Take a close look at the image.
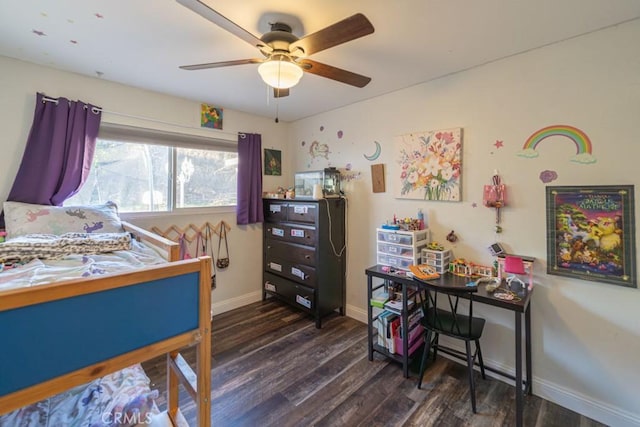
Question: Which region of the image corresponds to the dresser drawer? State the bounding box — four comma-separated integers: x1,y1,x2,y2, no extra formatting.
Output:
265,239,315,266
264,272,315,311
265,256,317,288
286,203,317,223
264,201,288,222
265,223,316,245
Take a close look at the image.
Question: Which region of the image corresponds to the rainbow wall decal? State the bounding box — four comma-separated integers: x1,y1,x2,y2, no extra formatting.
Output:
517,125,596,164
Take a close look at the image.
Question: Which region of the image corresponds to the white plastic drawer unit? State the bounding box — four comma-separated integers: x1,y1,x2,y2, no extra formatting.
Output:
421,248,452,274
377,253,415,270
377,229,428,246
376,228,429,270
377,242,417,258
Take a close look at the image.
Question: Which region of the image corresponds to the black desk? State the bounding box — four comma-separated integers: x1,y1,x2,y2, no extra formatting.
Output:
365,265,533,427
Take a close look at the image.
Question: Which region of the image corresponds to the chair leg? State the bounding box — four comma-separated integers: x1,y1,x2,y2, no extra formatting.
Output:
417,329,432,389
476,339,486,379
465,340,477,413
432,333,439,361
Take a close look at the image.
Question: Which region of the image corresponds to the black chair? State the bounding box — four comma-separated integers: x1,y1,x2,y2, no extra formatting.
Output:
416,281,486,413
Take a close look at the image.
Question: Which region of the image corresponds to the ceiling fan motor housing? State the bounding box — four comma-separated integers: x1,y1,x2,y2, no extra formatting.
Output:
260,22,301,56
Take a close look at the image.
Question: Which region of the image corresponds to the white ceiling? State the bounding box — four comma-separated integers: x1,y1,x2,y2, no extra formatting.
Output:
1,1,639,122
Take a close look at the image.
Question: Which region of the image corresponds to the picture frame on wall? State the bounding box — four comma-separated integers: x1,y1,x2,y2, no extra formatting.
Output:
394,128,462,201
264,149,282,176
546,185,636,288
200,103,223,129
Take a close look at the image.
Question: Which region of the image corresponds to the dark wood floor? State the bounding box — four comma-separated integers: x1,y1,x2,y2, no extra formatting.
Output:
142,300,605,427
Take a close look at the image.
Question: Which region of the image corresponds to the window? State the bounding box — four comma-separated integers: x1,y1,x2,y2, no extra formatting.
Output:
66,124,237,212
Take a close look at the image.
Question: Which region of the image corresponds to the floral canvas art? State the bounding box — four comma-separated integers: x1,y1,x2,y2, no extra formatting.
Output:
394,128,462,201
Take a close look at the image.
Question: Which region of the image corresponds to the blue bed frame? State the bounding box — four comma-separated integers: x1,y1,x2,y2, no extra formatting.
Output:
0,240,212,426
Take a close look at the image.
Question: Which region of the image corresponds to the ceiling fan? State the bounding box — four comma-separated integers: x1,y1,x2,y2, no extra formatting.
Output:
176,0,375,98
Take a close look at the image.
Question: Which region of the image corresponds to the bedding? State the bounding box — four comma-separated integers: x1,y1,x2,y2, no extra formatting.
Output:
0,237,166,291
3,201,123,239
0,232,133,262
0,364,159,427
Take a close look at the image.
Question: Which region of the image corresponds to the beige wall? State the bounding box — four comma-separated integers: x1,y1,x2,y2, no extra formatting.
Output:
2,17,640,426
0,55,289,314
289,19,640,427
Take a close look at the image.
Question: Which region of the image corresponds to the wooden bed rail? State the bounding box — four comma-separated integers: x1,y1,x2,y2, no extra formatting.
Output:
0,257,212,427
122,221,180,261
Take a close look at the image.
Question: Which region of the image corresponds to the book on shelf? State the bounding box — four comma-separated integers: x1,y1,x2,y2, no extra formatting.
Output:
370,290,389,309
376,310,397,350
384,298,414,313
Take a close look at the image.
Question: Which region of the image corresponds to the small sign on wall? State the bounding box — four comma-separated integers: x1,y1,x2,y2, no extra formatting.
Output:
371,164,385,193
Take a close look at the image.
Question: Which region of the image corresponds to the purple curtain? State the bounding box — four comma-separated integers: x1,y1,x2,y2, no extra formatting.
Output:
236,132,264,225
7,92,102,206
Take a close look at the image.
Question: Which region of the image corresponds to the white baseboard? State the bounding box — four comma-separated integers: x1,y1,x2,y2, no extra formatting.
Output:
346,303,368,324
345,307,639,426
211,291,263,315
534,377,640,427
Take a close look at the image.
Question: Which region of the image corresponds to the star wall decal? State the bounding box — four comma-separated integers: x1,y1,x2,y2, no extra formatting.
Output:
95,13,104,19
32,30,46,36
494,140,504,149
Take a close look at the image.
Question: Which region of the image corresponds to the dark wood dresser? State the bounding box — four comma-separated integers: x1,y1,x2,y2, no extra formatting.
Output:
263,198,346,328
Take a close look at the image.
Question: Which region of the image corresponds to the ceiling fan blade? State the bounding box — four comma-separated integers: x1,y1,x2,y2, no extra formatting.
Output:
290,13,374,57
273,88,290,98
180,58,263,70
299,59,371,88
176,0,271,52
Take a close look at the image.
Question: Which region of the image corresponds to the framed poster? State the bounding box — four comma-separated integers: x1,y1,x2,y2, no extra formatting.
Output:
394,128,462,201
546,185,636,288
201,104,223,129
264,149,282,176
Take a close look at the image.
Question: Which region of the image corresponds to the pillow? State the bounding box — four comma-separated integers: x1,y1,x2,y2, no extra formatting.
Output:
3,201,124,239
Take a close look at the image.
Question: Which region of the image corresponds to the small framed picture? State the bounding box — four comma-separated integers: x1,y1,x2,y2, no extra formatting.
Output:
264,149,282,176
200,104,223,129
546,185,636,288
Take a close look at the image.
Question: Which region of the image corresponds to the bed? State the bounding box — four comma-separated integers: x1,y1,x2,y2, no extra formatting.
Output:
0,201,211,426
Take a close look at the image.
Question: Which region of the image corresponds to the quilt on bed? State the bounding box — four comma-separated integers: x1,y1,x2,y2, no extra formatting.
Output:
0,232,133,262
0,364,159,427
0,237,166,291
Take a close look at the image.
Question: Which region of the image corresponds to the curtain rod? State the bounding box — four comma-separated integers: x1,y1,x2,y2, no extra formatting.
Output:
41,95,247,139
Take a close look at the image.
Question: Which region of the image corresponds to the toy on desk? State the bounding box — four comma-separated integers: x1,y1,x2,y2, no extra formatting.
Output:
497,254,534,290
471,276,501,292
449,258,495,278
381,223,400,230
426,241,444,251
409,263,440,280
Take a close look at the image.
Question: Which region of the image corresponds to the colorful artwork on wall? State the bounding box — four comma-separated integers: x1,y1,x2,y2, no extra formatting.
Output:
539,170,558,183
309,141,330,159
363,141,381,161
546,185,636,288
394,128,462,201
264,149,282,176
518,125,596,164
200,104,223,129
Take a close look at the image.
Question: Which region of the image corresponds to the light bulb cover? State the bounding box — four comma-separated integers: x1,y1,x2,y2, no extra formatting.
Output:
258,59,303,89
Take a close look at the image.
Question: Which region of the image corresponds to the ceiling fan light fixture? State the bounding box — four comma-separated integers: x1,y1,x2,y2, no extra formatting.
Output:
258,58,303,89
